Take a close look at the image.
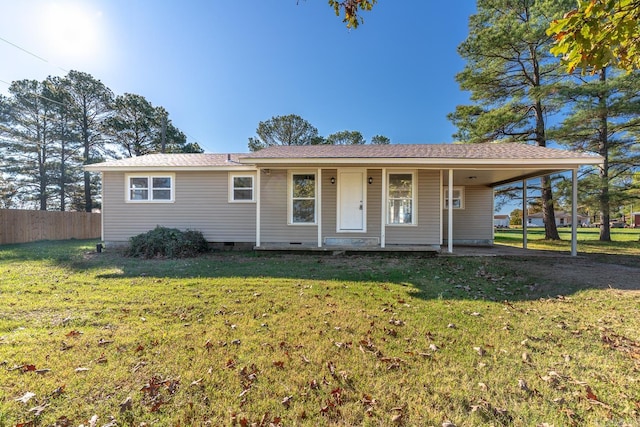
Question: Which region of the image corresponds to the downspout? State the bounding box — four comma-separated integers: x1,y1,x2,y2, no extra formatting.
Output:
381,168,386,248
317,168,322,248
448,169,453,253
255,168,261,248
100,171,105,243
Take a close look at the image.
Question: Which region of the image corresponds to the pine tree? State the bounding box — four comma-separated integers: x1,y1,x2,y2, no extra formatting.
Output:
449,0,574,240
552,68,640,240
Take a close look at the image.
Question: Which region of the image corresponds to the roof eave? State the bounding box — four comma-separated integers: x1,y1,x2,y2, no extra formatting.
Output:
84,165,257,172
238,157,602,167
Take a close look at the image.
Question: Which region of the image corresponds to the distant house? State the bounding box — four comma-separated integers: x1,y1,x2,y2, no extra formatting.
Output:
527,211,589,227
85,143,601,253
494,214,510,228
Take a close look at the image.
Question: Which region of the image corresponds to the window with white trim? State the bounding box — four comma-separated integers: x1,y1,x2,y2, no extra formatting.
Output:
444,186,465,209
229,174,255,202
290,172,316,224
126,174,174,202
387,172,415,225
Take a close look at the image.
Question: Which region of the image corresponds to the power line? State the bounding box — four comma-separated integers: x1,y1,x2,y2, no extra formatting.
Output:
0,36,49,63
1,37,205,147
0,35,68,72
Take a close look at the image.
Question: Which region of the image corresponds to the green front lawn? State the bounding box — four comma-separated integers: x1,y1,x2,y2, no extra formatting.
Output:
0,240,638,426
495,227,640,258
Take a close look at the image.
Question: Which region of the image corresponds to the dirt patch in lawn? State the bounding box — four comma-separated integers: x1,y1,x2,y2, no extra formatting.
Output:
509,256,640,293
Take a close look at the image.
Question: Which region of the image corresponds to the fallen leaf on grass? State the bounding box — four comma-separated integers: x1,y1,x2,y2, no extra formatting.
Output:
391,413,403,423
15,391,35,403
79,414,98,427
97,338,113,346
327,361,337,378
28,403,49,416
584,386,612,409
473,346,486,356
120,396,133,412
53,416,71,426
50,385,65,398
75,367,90,373
65,330,82,337
281,395,293,408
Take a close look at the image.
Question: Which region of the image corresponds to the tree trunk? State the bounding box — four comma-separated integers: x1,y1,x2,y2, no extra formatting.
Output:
530,39,560,241
82,99,93,212
533,99,560,240
597,68,611,241
540,175,560,240
60,135,66,211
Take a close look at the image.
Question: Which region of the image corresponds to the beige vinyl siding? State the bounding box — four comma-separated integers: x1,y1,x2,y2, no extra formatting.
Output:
442,185,493,243
102,171,255,244
321,169,381,240
386,170,441,245
260,169,317,244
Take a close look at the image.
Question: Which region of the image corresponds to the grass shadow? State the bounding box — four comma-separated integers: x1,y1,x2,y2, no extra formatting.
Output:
3,239,639,303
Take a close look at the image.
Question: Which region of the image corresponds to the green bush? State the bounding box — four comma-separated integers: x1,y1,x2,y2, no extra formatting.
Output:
126,226,209,259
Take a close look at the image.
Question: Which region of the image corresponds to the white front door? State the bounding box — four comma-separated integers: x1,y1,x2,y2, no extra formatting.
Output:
338,170,365,231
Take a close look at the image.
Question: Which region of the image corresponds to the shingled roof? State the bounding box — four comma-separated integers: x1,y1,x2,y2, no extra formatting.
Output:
241,143,600,160
85,153,249,171
85,143,602,172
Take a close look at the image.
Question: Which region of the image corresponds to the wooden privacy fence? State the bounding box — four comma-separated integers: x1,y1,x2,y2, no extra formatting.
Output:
0,209,101,245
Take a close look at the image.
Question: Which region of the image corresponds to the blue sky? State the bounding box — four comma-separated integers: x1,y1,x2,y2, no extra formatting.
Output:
0,0,477,154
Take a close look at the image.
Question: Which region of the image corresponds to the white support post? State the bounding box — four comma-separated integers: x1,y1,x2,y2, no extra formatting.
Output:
380,168,386,248
571,168,578,257
522,179,527,249
317,168,322,248
255,168,261,247
448,169,453,253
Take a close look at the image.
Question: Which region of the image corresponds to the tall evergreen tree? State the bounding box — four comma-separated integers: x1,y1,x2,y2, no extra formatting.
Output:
325,130,366,145
449,0,574,240
106,93,193,157
43,76,82,211
552,68,640,240
60,70,114,212
0,80,57,210
248,114,320,152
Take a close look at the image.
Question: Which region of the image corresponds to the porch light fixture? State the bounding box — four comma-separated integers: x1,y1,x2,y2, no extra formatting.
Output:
262,169,271,175
331,177,336,184
368,176,373,185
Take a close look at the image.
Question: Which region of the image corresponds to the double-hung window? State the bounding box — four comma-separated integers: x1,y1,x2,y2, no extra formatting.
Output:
229,174,255,202
387,172,415,225
444,186,465,209
127,174,174,202
290,172,316,224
